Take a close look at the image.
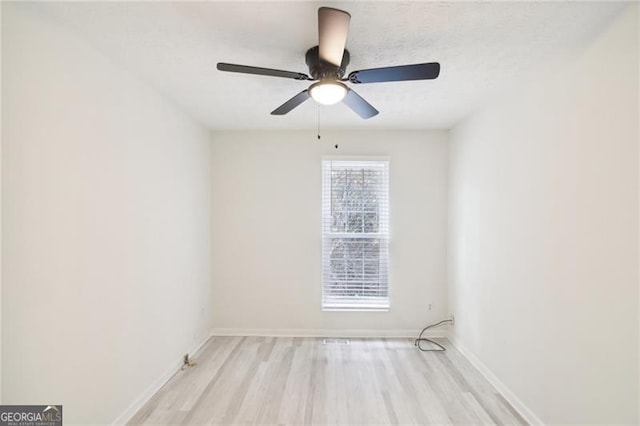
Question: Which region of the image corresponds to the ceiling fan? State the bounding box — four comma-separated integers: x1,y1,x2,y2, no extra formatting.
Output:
217,7,440,119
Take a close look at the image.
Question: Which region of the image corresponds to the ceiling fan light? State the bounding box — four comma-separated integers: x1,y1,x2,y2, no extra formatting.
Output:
309,81,348,105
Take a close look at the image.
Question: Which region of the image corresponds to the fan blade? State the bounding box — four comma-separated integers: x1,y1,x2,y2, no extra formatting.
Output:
217,63,310,80
343,89,379,119
348,62,440,84
271,90,311,115
318,7,351,67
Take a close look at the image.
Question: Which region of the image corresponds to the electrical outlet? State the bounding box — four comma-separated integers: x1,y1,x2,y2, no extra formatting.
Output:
428,303,432,311
450,314,455,325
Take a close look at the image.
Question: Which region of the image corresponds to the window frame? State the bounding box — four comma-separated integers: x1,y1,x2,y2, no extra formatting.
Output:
321,156,390,312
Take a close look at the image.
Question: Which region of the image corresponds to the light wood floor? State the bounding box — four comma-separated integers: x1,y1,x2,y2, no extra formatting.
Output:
129,337,527,425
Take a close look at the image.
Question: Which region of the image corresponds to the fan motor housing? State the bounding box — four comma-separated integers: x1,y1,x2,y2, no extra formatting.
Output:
305,46,350,80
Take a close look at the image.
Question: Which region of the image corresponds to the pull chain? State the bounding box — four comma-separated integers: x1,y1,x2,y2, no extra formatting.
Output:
317,104,321,140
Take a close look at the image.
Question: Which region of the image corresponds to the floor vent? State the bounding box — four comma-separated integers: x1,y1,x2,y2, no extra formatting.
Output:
323,338,350,345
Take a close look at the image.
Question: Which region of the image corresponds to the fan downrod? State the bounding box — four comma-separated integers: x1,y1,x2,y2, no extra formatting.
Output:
305,46,350,80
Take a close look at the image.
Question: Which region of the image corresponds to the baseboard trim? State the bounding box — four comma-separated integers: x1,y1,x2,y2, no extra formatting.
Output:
448,334,544,426
111,333,212,425
209,328,448,338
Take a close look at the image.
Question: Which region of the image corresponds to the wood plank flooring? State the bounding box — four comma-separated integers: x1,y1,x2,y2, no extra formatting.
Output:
128,337,527,425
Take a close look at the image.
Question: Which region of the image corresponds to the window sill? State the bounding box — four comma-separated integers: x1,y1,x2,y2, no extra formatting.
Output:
322,307,390,312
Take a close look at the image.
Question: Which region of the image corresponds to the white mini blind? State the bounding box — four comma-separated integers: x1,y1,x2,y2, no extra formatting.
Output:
322,159,389,311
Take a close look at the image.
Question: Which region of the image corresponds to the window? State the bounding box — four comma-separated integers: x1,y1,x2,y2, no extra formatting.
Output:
322,159,389,311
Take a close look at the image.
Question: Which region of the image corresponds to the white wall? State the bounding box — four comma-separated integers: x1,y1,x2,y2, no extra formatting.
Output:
448,5,638,424
211,130,448,335
0,0,4,406
637,5,640,423
0,0,3,406
2,3,212,424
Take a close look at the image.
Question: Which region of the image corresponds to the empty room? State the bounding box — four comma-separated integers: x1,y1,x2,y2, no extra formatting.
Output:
1,1,639,425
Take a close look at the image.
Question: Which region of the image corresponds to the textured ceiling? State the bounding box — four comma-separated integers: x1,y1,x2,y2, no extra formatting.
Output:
36,1,625,130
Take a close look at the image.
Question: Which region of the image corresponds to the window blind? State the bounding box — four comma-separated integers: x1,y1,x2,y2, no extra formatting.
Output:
322,159,389,311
